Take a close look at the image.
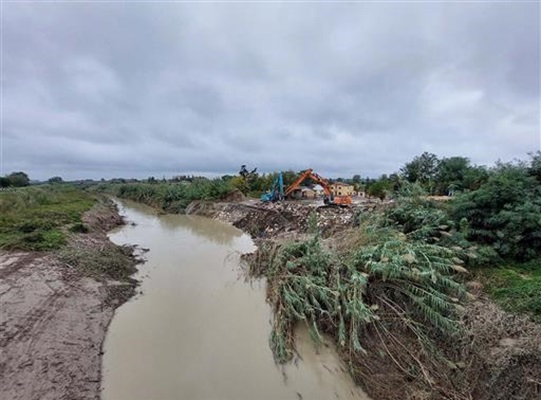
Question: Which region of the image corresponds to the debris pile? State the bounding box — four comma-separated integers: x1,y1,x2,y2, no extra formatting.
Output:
186,200,383,238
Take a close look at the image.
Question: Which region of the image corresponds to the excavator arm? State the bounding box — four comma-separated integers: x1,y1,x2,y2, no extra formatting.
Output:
283,168,352,206
284,169,313,197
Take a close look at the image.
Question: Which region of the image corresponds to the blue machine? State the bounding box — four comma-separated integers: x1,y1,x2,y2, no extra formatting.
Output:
260,172,284,202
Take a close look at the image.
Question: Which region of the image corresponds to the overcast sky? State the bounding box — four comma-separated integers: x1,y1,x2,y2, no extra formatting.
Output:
2,1,540,181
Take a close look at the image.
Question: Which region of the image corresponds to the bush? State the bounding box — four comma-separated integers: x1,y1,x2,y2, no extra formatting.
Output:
450,162,541,260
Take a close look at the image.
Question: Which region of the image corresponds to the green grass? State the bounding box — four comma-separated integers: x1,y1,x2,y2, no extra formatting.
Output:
482,259,541,321
93,179,235,212
0,185,95,251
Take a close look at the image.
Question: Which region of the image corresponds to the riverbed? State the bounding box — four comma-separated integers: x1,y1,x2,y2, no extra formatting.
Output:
101,200,369,400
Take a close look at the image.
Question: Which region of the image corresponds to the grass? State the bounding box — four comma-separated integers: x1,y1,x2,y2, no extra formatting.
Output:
0,185,95,251
481,259,541,321
93,179,235,212
57,245,137,281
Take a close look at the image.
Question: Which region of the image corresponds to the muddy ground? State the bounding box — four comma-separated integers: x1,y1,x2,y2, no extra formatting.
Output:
0,201,137,400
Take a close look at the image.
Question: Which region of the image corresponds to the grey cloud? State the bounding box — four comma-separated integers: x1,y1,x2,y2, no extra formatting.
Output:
2,2,540,181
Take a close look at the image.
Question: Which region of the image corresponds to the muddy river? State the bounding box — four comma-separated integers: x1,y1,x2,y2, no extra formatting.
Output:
101,200,369,400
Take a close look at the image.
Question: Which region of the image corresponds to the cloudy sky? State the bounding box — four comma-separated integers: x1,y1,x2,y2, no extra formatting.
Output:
2,1,540,181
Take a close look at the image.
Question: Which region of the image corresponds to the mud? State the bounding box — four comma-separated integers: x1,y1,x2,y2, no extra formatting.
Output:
186,199,381,239
0,200,136,400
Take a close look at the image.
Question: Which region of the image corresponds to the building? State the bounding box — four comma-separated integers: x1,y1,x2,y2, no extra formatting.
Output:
330,182,354,197
290,186,317,199
312,184,325,196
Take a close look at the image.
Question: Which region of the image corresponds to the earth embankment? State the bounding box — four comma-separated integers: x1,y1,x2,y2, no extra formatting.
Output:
0,200,138,400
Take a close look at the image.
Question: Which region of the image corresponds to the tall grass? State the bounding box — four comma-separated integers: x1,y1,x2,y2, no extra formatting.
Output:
0,185,95,250
96,179,234,212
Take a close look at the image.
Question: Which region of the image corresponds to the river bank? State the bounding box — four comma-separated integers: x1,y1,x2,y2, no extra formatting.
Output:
186,198,541,400
0,199,138,400
2,192,539,400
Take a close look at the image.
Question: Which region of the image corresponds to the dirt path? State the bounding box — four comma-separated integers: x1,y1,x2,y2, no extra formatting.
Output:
0,251,115,400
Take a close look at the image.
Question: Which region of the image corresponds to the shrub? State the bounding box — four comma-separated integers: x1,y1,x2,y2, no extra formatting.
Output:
450,162,541,260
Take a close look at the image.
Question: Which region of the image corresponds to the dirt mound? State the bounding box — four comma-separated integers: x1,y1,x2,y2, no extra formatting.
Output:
186,200,379,238
83,198,124,232
222,189,246,202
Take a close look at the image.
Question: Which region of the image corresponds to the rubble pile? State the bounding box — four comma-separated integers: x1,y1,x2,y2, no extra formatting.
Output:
186,199,383,239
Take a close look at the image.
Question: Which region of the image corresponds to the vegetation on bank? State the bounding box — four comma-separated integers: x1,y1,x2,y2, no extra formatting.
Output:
481,260,541,322
93,178,235,212
0,184,137,285
249,181,540,398
0,185,95,250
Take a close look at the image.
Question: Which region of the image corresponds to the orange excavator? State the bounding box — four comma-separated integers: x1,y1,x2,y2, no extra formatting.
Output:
284,169,352,206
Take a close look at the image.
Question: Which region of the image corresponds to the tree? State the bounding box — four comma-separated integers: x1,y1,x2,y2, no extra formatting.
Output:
352,174,361,184
0,177,10,188
434,157,470,195
366,176,392,200
450,161,541,260
401,152,439,192
239,165,257,179
462,165,489,191
237,165,259,195
48,176,63,184
6,171,30,187
529,151,541,181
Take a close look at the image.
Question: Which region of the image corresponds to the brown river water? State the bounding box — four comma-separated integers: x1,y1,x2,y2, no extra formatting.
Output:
101,200,370,400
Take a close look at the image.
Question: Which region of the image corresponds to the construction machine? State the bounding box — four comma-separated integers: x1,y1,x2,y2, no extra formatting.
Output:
284,169,352,206
260,172,285,202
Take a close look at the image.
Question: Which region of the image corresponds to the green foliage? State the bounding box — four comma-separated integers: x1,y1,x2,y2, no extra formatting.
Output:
400,153,489,195
387,187,500,267
254,212,466,365
48,176,64,184
0,185,95,250
401,152,439,189
3,171,30,187
529,151,541,181
450,161,541,260
482,260,541,321
386,195,452,241
98,179,235,212
366,176,392,199
353,221,466,335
